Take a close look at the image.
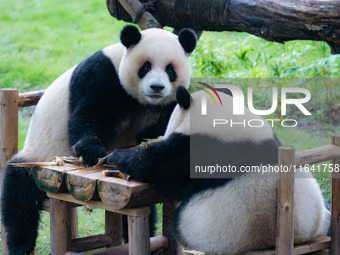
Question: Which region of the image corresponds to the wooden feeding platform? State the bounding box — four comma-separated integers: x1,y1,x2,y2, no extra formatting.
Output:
32,163,164,209
29,162,178,255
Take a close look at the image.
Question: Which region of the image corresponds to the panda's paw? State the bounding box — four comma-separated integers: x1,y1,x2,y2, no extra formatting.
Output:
7,229,37,255
106,150,126,169
72,138,107,166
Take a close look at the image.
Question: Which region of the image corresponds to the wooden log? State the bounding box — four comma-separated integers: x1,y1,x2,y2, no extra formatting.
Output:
0,88,19,255
71,234,113,252
331,135,340,255
18,90,44,107
105,211,123,247
128,209,150,255
98,177,164,209
243,235,330,255
67,235,169,255
66,168,105,201
295,145,340,166
117,0,161,29
107,0,340,54
50,198,72,255
163,200,182,255
276,147,295,255
33,164,83,193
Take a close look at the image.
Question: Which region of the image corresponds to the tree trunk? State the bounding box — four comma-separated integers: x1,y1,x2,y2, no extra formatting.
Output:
107,0,340,54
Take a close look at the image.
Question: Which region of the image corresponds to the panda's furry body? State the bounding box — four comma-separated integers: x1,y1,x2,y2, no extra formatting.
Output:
1,26,197,254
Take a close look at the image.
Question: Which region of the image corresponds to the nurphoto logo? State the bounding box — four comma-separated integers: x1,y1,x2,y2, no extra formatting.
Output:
199,83,312,128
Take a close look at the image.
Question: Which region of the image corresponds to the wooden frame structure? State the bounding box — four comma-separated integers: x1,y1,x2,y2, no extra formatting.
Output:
1,88,340,254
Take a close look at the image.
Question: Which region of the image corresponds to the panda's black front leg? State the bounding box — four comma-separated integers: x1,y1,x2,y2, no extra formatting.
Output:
68,107,115,166
1,159,47,255
107,132,190,201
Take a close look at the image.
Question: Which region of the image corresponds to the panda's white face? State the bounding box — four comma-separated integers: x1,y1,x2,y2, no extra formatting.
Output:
119,28,192,105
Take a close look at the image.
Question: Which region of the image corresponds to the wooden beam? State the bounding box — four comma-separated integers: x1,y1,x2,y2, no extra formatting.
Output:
65,235,169,255
105,211,123,247
128,210,150,255
71,234,113,252
0,88,19,255
331,135,340,255
50,198,73,255
47,192,151,216
295,145,340,166
276,147,295,255
18,90,44,107
117,0,161,29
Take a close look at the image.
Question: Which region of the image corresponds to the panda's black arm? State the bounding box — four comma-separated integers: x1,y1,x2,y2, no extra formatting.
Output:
107,132,192,201
68,50,133,166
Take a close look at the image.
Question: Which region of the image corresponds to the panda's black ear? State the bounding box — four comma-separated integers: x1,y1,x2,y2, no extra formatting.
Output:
176,86,191,110
120,25,142,48
178,28,197,54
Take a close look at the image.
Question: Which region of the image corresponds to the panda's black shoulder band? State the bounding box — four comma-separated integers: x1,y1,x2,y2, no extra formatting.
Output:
120,25,142,48
176,86,191,110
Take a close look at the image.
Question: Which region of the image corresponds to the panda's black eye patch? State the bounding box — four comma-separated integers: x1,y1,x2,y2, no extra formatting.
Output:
166,64,177,82
138,61,151,79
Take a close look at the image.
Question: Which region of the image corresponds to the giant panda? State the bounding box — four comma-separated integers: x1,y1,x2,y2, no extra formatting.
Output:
106,87,330,255
1,25,197,254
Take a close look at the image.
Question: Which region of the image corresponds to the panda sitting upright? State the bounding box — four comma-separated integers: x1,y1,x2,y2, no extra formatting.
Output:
107,87,330,255
1,25,197,254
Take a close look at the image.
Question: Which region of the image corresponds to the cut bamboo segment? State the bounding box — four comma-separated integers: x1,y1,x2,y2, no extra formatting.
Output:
98,177,163,209
65,168,105,201
32,164,83,193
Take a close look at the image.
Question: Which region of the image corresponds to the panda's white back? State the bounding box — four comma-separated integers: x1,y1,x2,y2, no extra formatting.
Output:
177,169,329,255
18,67,75,161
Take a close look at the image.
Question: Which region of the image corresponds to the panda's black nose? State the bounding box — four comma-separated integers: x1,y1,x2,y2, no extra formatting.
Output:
150,85,165,92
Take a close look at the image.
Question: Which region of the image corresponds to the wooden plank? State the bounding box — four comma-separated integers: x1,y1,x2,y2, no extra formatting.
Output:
294,235,330,254
163,200,182,255
105,211,123,247
276,147,295,255
98,177,163,209
243,235,330,254
295,145,340,166
71,234,113,252
331,135,340,255
50,198,72,255
128,211,150,255
18,90,44,107
0,88,19,255
47,192,150,217
66,168,105,201
33,164,83,193
66,235,168,255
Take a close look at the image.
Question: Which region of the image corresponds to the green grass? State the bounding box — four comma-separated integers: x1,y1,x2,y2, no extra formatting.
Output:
1,0,339,254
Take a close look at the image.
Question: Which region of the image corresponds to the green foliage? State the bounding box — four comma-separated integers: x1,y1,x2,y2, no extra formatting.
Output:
191,32,339,78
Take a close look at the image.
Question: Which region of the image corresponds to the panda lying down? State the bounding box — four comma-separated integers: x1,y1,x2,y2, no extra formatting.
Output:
106,87,330,255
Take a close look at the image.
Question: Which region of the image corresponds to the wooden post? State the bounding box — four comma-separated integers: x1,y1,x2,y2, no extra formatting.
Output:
0,88,19,255
71,208,78,239
331,135,340,255
276,147,295,255
105,211,123,247
127,207,150,255
163,201,182,255
50,198,72,255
